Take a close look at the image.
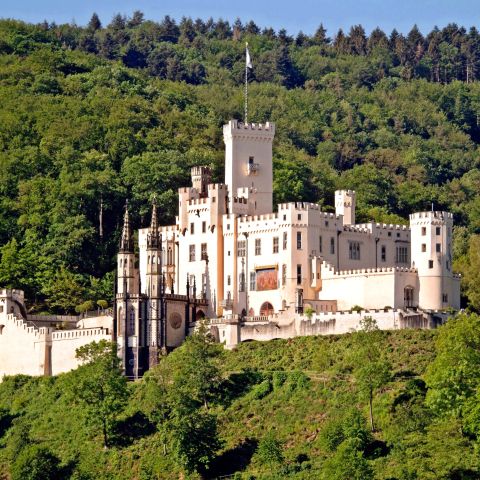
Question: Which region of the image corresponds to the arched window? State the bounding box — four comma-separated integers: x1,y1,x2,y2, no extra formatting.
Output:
128,307,135,335
260,302,274,316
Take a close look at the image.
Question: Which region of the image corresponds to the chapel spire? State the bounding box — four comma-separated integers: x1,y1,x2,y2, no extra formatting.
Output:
119,201,134,253
147,196,161,250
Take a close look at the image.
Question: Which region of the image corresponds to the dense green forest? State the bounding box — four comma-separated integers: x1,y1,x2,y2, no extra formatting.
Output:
1,314,480,479
0,14,479,312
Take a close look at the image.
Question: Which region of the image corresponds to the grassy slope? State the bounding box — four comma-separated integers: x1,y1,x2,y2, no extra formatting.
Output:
4,328,474,480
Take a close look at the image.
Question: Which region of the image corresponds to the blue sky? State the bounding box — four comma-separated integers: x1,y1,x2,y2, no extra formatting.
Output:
1,0,479,36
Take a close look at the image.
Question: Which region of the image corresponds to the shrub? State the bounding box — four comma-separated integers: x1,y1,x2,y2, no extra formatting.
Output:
250,379,272,399
97,299,108,309
255,434,284,466
286,371,310,392
10,444,62,480
272,371,287,390
75,300,95,314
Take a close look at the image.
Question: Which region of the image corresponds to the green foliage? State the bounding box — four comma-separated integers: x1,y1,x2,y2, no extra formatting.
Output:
254,434,284,466
10,444,62,480
73,340,129,447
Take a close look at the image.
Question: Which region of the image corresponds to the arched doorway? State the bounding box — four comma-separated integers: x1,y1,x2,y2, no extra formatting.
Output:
260,302,274,316
404,286,414,308
196,310,206,321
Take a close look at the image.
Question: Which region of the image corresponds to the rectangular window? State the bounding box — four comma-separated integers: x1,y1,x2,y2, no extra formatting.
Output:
189,244,195,262
442,293,448,303
422,227,426,236
273,237,279,253
319,236,323,253
298,214,302,221
250,271,256,291
202,274,207,295
239,272,245,292
396,246,408,264
237,240,246,257
283,232,287,250
330,237,335,254
436,243,441,253
190,222,194,234
349,241,361,260
201,243,207,260
255,238,261,255
296,264,302,285
381,245,386,262
421,244,426,252
211,197,216,203
282,264,287,286
297,231,302,250
227,275,231,286
428,260,434,269
436,227,441,235
249,155,254,164
202,221,206,233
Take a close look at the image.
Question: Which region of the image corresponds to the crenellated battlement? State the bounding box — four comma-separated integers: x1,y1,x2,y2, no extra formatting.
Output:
223,119,275,136
321,260,417,277
410,211,453,222
52,327,109,340
239,212,279,223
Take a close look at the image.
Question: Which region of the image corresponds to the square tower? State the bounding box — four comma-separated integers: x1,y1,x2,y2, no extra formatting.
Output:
223,120,275,215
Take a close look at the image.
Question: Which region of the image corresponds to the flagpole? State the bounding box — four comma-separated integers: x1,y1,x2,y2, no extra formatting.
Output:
244,42,248,123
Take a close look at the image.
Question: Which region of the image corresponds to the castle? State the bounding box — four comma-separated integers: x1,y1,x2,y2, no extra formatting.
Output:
0,119,461,379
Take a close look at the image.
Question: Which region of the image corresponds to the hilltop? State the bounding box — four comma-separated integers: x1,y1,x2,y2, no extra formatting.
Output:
0,17,479,313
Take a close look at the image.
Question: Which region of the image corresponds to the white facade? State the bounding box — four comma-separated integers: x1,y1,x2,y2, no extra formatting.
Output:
136,119,461,320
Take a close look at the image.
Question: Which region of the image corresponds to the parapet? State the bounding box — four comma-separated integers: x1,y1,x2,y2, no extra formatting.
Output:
223,119,275,138
409,211,453,222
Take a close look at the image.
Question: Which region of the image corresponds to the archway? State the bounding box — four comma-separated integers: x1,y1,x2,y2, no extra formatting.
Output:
196,309,206,321
260,302,274,316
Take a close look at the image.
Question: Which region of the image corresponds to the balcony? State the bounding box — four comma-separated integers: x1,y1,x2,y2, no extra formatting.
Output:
246,162,260,175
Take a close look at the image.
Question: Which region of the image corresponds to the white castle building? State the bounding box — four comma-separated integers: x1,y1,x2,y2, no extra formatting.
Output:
0,119,461,379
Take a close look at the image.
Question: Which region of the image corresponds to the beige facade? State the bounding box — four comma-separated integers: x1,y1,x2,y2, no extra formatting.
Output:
0,289,111,380
138,119,460,326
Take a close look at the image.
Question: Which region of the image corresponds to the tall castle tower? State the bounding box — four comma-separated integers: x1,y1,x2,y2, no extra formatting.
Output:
410,211,458,310
223,120,275,214
335,190,356,225
145,199,165,365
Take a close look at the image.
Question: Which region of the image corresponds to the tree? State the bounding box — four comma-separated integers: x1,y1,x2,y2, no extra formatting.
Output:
425,313,480,417
169,328,223,409
352,317,391,431
73,340,128,448
42,266,85,314
169,409,222,474
255,434,284,466
10,445,62,480
87,13,101,32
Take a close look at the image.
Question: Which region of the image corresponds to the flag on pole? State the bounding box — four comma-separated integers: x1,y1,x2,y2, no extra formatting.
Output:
246,44,253,69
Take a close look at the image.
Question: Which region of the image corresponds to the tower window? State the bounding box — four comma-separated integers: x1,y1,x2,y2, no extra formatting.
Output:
237,240,246,257
255,238,261,255
249,156,254,164
298,214,302,221
396,246,408,264
201,243,207,260
283,232,287,250
436,243,441,253
190,222,194,234
250,272,256,291
296,265,302,285
436,227,441,235
202,221,206,233
282,264,287,286
349,241,361,260
273,237,279,253
319,236,323,253
330,237,335,255
422,227,426,236
381,245,386,262
428,260,434,269
227,275,231,286
421,244,426,252
189,244,196,262
297,232,302,250
442,293,448,303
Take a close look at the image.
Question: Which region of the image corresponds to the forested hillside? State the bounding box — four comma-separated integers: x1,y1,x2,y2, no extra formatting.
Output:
2,314,480,479
0,15,479,312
